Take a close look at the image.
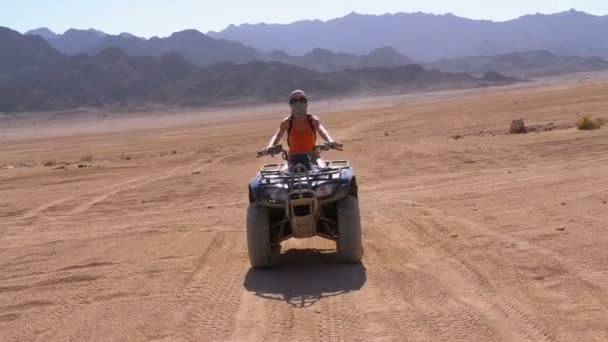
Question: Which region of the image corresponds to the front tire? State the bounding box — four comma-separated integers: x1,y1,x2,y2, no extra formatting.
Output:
336,195,363,263
246,204,278,268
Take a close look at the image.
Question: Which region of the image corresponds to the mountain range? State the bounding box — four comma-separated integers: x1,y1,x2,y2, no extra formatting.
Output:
0,27,65,74
425,50,608,78
262,47,608,77
263,47,417,72
1,26,515,113
25,23,608,78
6,9,608,112
24,27,418,71
25,28,260,66
208,10,608,60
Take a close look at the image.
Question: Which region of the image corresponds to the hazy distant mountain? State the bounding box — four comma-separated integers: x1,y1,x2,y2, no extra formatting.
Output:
25,27,59,40
26,28,261,66
27,25,418,70
1,27,516,112
263,46,417,72
425,50,608,78
88,29,261,65
118,32,143,39
25,28,108,55
0,27,65,74
264,47,608,78
208,10,608,60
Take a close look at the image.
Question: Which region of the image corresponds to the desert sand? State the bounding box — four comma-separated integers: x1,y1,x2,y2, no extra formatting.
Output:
1,75,608,341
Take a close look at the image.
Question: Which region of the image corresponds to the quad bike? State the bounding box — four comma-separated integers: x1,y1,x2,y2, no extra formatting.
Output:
247,143,363,268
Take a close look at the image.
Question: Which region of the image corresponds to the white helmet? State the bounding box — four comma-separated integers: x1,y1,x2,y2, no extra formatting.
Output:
289,89,308,102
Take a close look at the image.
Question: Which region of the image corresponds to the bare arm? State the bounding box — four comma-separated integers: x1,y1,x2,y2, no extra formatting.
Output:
312,116,334,143
267,119,290,147
258,118,290,156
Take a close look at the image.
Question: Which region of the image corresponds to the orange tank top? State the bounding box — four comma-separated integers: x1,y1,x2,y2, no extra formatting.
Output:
288,115,317,156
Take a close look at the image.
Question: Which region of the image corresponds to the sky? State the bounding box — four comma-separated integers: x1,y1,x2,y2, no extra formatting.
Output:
2,0,608,37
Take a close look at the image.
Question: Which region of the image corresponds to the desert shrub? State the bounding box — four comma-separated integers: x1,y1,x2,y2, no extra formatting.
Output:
80,155,94,162
576,116,603,130
509,119,526,133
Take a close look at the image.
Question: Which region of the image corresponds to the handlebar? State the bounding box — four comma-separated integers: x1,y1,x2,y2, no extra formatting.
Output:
317,142,343,152
257,144,284,158
256,142,343,158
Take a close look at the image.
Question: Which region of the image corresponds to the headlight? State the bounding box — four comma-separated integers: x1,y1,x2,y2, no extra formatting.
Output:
314,183,337,198
264,187,288,202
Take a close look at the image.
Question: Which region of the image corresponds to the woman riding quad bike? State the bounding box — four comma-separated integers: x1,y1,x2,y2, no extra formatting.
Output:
248,90,363,268
257,90,342,165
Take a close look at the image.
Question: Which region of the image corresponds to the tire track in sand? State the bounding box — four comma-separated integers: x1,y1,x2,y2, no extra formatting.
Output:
17,156,226,222
409,217,556,341
244,277,364,342
227,244,366,342
31,230,201,342
146,231,246,342
371,200,557,342
408,207,608,341
17,177,145,221
313,291,365,342
362,206,503,341
364,238,499,341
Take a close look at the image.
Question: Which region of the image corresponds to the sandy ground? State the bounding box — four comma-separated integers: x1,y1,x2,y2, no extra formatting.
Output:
1,77,608,341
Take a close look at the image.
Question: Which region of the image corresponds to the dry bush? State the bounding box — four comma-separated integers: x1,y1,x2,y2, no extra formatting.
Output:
80,155,94,162
509,119,526,133
576,116,603,130
42,160,57,167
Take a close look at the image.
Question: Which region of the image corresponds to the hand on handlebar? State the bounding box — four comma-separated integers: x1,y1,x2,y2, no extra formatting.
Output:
329,141,343,150
257,145,285,158
258,143,341,158
315,142,344,152
256,148,269,158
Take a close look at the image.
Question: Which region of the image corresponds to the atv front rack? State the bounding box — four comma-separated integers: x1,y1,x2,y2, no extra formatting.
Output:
258,168,343,185
258,160,349,185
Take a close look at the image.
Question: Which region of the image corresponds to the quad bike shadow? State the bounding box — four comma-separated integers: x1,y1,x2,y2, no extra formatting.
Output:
243,248,366,308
